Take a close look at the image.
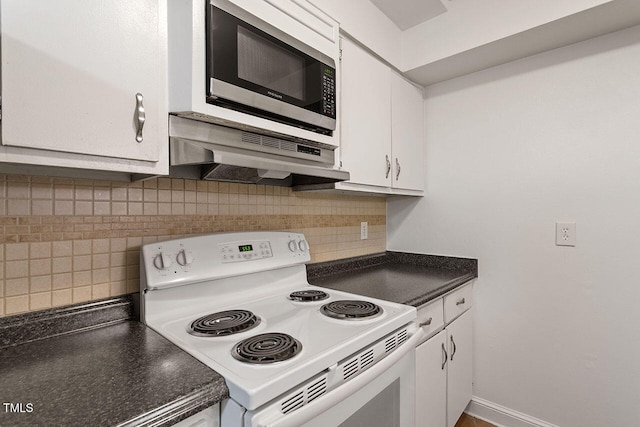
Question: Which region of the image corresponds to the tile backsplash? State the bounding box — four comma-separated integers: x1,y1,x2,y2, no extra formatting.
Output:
0,174,385,316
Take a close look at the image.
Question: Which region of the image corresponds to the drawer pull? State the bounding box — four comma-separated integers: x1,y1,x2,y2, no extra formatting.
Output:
450,335,457,361
441,343,447,370
456,298,466,306
419,317,433,327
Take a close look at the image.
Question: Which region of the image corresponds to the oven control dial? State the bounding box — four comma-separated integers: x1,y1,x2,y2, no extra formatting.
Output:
153,252,173,270
288,240,297,252
175,249,194,266
298,239,308,252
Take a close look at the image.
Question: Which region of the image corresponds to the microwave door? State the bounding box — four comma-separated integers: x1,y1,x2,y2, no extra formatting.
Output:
207,1,336,133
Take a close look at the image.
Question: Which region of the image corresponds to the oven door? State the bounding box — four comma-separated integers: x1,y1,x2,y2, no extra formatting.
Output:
247,330,422,427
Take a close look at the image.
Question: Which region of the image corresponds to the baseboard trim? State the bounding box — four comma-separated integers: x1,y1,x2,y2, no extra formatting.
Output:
466,397,559,427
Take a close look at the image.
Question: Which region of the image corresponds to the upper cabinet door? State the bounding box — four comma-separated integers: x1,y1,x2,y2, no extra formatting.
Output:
340,36,392,188
0,0,162,162
391,73,425,191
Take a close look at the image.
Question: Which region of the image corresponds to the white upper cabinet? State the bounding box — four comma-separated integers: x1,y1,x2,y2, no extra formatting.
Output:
339,36,392,189
338,36,424,195
0,0,168,179
391,72,424,192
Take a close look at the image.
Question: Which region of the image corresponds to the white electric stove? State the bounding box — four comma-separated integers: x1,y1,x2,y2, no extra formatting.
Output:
140,232,419,427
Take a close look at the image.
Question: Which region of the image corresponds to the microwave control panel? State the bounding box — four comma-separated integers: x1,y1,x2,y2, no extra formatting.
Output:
322,69,336,118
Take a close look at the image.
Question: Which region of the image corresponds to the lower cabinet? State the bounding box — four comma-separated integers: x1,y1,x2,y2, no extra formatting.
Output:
415,283,473,427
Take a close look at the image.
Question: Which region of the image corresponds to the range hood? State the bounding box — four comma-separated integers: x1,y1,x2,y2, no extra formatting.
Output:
168,115,349,188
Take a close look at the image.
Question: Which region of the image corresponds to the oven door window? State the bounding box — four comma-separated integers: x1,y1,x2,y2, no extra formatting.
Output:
339,380,400,427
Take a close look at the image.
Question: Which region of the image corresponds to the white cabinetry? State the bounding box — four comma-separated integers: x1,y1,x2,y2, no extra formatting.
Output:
415,282,473,427
338,36,424,196
0,0,168,180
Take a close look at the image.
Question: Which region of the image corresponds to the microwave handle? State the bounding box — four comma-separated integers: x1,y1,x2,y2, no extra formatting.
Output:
258,329,423,427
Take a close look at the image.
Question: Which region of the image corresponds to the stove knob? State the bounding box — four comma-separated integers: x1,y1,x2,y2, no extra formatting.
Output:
153,252,173,270
176,249,193,266
288,239,297,252
298,240,308,252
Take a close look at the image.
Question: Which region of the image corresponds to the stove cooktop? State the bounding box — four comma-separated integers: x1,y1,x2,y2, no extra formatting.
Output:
140,232,417,411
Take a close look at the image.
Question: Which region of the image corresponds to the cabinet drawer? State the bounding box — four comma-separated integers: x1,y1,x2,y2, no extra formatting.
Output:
416,299,444,341
444,282,473,323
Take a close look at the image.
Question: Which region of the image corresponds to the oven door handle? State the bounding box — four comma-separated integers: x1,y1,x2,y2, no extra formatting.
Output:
259,328,424,427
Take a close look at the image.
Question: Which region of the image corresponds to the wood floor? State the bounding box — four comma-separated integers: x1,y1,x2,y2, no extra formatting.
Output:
454,413,497,427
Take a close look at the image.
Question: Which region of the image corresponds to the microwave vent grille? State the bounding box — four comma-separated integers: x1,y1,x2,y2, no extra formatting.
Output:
241,131,320,157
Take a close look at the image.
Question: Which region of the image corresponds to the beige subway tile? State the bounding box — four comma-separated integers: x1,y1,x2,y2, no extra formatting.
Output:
5,295,29,315
157,178,172,190
143,179,158,189
52,273,72,290
92,268,110,284
30,242,52,259
30,259,51,276
92,239,110,254
73,271,92,287
112,187,128,201
30,292,52,311
32,200,53,215
128,188,143,202
7,181,29,198
5,278,29,296
94,202,111,215
73,255,92,271
7,199,29,215
29,274,52,293
143,188,158,202
94,186,111,201
92,283,110,299
5,260,28,279
51,257,73,274
72,286,92,303
52,289,72,307
6,243,28,261
74,201,93,215
54,200,74,215
128,202,143,215
54,184,74,199
111,202,127,215
92,254,110,270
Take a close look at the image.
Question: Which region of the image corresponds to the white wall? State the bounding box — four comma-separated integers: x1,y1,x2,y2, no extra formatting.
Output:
388,25,640,427
308,0,402,67
401,0,611,70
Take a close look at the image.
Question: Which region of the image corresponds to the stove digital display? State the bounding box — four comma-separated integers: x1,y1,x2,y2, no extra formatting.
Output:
238,244,253,252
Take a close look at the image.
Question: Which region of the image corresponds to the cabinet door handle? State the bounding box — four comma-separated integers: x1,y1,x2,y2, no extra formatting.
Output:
134,93,146,143
441,342,448,370
450,335,457,361
456,298,466,306
385,155,391,178
419,317,433,327
395,158,401,180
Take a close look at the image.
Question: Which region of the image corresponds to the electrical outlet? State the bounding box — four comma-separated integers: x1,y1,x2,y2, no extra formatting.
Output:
556,222,576,246
361,222,368,240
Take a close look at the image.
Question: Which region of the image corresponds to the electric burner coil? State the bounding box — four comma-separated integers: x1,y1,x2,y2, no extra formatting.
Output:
288,289,330,302
188,310,260,337
320,300,383,320
232,332,302,364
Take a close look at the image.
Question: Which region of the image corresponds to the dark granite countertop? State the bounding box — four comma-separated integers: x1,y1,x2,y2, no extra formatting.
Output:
307,252,477,307
0,296,228,427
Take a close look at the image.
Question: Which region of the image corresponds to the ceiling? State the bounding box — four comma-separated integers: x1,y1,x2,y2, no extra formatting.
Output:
369,0,448,30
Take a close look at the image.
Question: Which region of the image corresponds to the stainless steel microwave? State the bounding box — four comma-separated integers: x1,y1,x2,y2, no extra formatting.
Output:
206,0,337,136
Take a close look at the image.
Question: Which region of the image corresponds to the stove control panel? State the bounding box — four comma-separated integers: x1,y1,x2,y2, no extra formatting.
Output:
219,240,273,263
141,232,311,291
